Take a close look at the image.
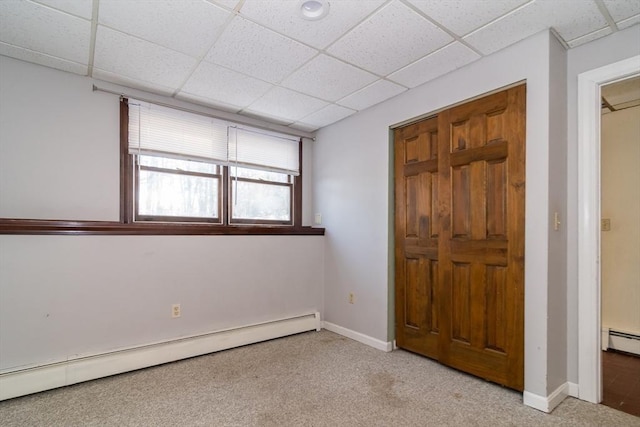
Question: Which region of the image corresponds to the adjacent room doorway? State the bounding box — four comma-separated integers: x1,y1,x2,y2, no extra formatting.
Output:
598,76,640,417
577,55,640,404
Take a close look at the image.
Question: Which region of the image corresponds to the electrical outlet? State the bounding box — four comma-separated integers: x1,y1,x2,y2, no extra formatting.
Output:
172,303,181,318
348,293,354,304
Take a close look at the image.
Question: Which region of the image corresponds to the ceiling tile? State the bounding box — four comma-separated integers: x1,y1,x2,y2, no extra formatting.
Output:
288,122,319,133
175,92,242,114
244,87,328,123
94,26,197,90
463,2,549,55
566,27,613,48
239,0,386,49
32,0,93,19
92,69,176,97
281,54,378,102
464,0,611,55
616,14,640,30
99,0,230,58
537,0,608,42
206,0,241,11
0,42,88,75
337,79,406,111
388,42,480,88
240,110,295,126
0,0,90,64
327,1,453,76
180,61,273,109
602,76,640,106
297,104,357,128
406,0,528,36
602,0,640,23
206,16,318,84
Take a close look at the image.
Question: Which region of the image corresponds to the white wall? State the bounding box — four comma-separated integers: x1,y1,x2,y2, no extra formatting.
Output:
546,33,568,395
601,105,640,336
0,56,324,372
313,30,559,398
0,235,323,371
566,24,640,384
0,56,119,221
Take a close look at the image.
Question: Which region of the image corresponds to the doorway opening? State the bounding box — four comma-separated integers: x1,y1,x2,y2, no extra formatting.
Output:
599,76,640,417
577,55,640,405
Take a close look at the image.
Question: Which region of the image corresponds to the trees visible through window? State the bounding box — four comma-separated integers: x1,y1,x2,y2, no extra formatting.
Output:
137,155,221,221
230,167,292,223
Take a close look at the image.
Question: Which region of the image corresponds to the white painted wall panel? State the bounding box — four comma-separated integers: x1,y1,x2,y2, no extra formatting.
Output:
0,56,119,221
546,33,569,396
0,235,323,371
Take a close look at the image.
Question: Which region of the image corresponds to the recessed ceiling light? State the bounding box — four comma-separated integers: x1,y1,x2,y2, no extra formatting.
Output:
299,0,330,21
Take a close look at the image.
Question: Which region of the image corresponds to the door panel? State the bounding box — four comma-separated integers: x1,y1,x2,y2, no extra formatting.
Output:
394,85,525,391
394,117,440,359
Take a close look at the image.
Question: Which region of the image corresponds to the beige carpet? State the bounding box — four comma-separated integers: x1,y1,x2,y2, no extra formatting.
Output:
0,330,638,426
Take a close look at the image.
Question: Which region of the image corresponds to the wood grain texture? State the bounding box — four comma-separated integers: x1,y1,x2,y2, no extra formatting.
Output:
395,85,525,391
394,117,440,360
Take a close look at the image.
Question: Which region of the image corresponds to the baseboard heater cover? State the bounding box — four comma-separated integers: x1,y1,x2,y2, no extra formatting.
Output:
0,312,321,401
605,329,640,355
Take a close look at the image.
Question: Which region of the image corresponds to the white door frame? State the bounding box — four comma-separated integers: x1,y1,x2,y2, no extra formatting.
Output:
577,55,640,404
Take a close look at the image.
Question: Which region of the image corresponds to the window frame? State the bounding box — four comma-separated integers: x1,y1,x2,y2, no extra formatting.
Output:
134,156,223,224
120,98,304,229
228,167,294,226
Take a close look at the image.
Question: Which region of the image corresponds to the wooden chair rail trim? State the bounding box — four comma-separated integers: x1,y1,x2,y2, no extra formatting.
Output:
0,218,325,236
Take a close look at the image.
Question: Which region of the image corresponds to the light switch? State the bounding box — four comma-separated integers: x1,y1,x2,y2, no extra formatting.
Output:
314,213,322,225
601,218,611,231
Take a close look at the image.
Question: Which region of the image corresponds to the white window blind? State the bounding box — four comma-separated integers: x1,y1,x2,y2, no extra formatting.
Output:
128,99,228,164
229,127,300,176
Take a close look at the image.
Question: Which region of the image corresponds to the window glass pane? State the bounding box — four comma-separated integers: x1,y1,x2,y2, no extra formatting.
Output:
230,166,289,183
231,181,290,221
138,170,218,218
139,155,217,174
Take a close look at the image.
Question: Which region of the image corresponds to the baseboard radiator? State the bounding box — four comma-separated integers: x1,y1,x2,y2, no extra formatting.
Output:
0,312,321,401
602,327,640,355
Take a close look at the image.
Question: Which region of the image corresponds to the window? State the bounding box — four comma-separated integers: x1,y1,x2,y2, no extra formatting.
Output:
230,167,292,224
137,155,221,222
122,98,302,227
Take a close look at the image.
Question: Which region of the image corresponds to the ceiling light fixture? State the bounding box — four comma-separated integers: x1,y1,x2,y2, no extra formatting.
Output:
299,0,330,21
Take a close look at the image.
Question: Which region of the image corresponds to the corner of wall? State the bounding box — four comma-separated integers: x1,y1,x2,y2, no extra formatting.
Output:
523,382,570,413
546,27,570,395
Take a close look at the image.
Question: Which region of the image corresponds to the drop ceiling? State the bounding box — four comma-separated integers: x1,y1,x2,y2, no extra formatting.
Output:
602,75,640,113
1,0,639,132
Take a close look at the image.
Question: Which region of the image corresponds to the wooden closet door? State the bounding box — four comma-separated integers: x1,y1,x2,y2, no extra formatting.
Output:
394,85,525,391
438,85,525,390
394,117,440,359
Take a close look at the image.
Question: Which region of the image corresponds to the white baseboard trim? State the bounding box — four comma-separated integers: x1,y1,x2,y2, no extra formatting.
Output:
0,312,320,401
567,382,579,398
523,382,569,413
322,321,392,352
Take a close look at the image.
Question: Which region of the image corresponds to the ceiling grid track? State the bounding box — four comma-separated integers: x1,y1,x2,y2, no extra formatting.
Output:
2,0,637,131
87,0,100,77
